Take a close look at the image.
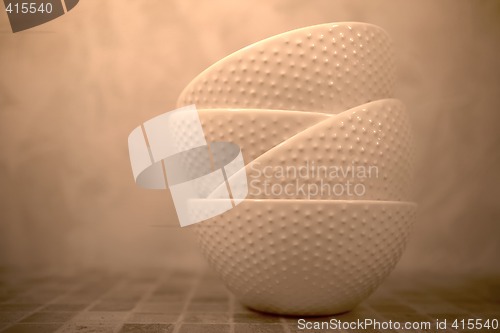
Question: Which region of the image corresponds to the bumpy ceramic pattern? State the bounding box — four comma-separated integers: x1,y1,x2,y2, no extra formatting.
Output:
178,22,395,114
208,99,414,200
198,109,329,162
175,22,417,316
193,200,416,316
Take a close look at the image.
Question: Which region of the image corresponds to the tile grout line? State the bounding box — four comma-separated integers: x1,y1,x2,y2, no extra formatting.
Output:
112,271,172,333
0,275,92,332
171,272,203,333
371,294,459,333
229,294,235,333
280,317,292,333
55,276,129,332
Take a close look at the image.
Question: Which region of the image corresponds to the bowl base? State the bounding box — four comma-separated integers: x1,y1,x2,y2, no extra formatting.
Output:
240,300,359,317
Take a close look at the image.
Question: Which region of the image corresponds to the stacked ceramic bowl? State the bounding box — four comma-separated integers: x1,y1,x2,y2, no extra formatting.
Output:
177,22,416,316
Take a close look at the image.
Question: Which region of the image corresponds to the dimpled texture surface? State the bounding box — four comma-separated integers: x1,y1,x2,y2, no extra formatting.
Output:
209,99,414,201
177,22,395,114
177,22,417,316
192,200,416,316
198,109,329,162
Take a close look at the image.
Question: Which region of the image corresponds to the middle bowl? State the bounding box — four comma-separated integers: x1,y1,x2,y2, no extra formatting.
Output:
204,99,414,202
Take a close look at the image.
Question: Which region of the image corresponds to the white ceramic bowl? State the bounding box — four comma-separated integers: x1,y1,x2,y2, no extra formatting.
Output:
208,99,414,201
191,199,416,316
198,108,328,163
178,22,395,114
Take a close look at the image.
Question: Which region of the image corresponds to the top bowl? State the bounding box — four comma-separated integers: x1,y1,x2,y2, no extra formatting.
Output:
177,22,395,114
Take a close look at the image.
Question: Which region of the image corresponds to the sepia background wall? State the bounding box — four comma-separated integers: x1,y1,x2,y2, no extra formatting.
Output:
0,0,499,275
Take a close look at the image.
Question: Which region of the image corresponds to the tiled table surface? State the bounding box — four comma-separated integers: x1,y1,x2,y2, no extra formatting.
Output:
0,268,498,333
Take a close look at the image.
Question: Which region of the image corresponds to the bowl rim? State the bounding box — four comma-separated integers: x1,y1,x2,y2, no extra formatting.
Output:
178,21,390,103
193,199,417,207
195,98,402,117
196,108,330,117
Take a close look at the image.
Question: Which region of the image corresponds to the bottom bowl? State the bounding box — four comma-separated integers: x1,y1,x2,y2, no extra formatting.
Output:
190,200,416,316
